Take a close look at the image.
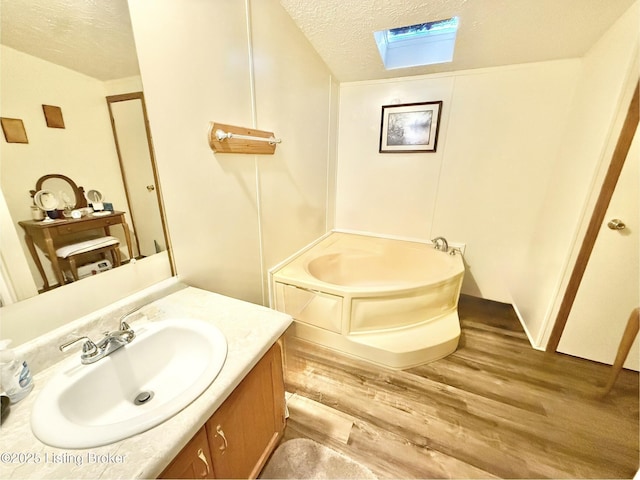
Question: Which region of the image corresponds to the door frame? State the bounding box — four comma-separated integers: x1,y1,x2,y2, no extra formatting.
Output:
106,92,174,273
547,81,639,352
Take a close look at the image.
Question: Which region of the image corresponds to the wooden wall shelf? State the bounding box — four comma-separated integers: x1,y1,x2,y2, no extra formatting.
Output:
208,122,280,155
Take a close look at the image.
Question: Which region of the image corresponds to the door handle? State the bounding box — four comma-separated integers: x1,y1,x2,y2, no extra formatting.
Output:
146,184,155,192
607,218,626,230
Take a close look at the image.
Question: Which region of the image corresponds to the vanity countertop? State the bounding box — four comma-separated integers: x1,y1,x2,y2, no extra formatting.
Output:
0,285,293,479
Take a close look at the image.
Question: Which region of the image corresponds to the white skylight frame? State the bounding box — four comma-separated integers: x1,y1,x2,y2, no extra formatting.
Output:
374,17,459,70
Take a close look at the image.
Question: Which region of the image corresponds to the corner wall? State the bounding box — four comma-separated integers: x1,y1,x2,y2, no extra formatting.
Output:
127,0,337,305
509,2,640,347
335,60,581,303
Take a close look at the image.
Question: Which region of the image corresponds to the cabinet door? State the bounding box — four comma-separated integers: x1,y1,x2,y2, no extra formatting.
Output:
159,427,214,479
206,343,285,479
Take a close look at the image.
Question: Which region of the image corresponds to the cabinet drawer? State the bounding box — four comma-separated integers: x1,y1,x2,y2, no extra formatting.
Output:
55,217,120,235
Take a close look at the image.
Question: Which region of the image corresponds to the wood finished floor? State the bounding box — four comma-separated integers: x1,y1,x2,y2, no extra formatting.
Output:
281,295,639,479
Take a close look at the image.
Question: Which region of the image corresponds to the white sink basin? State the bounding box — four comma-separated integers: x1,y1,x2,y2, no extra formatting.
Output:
31,318,227,449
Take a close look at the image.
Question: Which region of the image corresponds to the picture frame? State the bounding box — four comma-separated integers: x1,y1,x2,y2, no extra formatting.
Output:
42,105,65,129
1,117,29,144
379,101,442,153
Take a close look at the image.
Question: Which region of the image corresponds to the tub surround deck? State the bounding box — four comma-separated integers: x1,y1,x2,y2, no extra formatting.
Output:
273,232,464,295
271,232,465,369
0,281,293,479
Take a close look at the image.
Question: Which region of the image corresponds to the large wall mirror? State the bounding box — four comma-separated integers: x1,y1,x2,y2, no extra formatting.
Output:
0,0,174,306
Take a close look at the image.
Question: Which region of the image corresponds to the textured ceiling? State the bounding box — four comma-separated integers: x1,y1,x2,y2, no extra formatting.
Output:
280,0,638,82
0,0,139,81
1,0,635,83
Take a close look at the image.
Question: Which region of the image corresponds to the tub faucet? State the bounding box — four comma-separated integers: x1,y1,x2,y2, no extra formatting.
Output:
59,318,136,365
431,236,449,253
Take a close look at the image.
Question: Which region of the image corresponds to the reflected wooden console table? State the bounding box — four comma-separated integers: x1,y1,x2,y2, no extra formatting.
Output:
18,211,133,290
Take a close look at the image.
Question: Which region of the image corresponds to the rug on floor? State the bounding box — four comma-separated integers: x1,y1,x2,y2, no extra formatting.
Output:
260,438,377,479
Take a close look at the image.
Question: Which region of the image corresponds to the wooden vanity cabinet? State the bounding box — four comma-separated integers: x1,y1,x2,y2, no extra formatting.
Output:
159,342,285,479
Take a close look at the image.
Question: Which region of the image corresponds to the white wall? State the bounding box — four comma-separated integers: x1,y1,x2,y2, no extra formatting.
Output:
0,46,132,288
0,189,38,302
127,0,337,306
335,60,581,303
509,3,639,347
104,76,144,96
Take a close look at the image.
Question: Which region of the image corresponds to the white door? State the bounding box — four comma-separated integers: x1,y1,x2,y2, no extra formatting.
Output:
110,99,166,258
557,128,639,370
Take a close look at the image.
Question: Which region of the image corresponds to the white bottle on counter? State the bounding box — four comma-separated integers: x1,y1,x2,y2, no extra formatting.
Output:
0,340,33,403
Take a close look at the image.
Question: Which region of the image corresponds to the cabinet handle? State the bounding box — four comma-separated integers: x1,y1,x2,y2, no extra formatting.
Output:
216,424,228,454
196,448,210,477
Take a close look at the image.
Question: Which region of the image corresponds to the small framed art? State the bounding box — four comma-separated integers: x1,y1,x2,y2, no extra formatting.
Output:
1,118,28,143
379,101,442,153
42,105,65,128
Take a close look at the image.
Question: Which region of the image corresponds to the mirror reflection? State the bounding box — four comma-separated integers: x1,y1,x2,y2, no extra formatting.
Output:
0,0,173,301
20,174,134,290
33,174,87,215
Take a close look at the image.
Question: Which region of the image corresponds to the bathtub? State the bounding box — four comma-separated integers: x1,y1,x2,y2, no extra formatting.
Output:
270,231,465,369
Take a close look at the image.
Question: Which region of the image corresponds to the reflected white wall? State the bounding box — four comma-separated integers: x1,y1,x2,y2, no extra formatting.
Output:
127,0,337,305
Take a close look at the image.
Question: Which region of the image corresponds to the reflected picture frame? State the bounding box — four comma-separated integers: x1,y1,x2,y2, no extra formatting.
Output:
1,117,29,144
379,101,442,153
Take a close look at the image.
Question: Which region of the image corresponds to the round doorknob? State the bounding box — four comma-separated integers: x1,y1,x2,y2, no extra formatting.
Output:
146,185,155,192
607,218,626,230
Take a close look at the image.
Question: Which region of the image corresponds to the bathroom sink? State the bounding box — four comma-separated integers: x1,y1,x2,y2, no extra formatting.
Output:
31,318,227,449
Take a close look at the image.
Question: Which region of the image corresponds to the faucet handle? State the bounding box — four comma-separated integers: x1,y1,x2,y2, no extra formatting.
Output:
59,336,98,356
119,321,135,343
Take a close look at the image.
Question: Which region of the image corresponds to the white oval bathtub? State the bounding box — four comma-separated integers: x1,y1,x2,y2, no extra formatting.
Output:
270,231,465,369
307,247,460,287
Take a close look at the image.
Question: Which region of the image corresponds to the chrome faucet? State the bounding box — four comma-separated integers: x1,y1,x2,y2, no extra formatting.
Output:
60,317,136,365
431,236,449,253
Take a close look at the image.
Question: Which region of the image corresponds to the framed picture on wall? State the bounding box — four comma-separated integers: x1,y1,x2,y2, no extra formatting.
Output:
379,101,442,153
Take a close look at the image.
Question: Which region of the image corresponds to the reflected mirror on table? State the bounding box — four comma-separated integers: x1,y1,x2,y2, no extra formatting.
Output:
85,189,105,211
20,174,137,292
30,174,86,220
33,190,59,222
30,174,87,212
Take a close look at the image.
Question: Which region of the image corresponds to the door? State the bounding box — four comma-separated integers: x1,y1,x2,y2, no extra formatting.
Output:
206,343,285,479
159,428,214,479
108,93,166,258
557,128,639,370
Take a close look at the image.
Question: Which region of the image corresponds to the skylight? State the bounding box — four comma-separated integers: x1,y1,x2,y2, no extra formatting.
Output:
374,17,459,70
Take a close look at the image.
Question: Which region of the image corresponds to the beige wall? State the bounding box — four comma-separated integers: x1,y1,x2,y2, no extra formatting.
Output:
335,60,581,303
127,0,338,306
